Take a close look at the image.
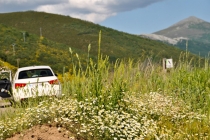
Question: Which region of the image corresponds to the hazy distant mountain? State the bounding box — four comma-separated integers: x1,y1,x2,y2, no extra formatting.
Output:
140,16,210,57
154,16,210,44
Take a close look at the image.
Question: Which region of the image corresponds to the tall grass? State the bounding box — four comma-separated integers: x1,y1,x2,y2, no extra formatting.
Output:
1,31,210,139
59,31,210,139
65,45,210,114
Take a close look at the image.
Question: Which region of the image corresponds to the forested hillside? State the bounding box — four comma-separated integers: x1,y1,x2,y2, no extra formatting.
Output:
0,11,200,73
0,24,72,73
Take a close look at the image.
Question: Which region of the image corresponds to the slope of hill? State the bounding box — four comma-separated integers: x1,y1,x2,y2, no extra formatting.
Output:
0,24,72,73
176,39,210,56
0,11,200,73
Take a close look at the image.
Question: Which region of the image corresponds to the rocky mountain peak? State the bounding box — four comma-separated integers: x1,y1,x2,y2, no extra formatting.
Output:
153,16,210,39
171,16,205,27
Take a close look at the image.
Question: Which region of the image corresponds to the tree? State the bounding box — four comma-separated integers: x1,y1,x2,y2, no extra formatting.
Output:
0,52,7,61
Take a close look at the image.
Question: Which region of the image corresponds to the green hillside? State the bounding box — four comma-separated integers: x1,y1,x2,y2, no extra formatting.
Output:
0,11,199,73
175,39,210,57
0,24,72,73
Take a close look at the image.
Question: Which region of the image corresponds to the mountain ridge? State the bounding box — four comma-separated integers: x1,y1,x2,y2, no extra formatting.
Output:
153,16,210,41
140,16,210,57
170,16,206,27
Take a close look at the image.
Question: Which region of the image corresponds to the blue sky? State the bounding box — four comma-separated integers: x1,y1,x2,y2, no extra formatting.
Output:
100,0,210,34
0,0,209,35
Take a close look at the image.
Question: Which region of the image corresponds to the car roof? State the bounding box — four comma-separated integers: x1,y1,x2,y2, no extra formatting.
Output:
17,65,52,71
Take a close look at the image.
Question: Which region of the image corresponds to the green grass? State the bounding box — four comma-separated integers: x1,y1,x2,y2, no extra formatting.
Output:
1,32,210,139
1,55,210,139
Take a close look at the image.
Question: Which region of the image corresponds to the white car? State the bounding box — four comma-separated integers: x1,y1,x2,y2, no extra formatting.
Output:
12,65,62,102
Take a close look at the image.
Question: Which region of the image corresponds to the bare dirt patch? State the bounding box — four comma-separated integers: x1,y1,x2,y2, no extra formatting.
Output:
6,124,84,140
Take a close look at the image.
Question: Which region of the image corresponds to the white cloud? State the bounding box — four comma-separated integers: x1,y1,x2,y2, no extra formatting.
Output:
0,0,165,22
35,1,117,22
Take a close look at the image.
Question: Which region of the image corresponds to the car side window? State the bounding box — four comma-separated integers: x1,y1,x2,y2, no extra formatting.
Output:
46,69,53,76
18,71,28,79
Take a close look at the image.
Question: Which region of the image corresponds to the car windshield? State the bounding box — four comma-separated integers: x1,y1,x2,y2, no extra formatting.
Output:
18,68,53,79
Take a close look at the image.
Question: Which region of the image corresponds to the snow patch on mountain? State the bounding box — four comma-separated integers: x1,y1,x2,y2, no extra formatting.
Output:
140,34,188,45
